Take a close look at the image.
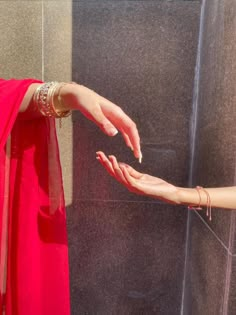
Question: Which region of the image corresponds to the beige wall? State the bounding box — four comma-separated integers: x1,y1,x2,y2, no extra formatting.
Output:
0,0,73,205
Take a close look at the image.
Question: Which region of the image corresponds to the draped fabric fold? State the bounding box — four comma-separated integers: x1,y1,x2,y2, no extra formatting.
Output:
0,79,70,315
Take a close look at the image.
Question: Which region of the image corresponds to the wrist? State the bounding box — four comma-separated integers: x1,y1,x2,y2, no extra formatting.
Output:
176,187,208,207
176,187,198,206
54,82,78,112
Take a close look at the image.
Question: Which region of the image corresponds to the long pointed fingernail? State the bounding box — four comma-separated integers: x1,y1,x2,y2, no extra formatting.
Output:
138,151,143,164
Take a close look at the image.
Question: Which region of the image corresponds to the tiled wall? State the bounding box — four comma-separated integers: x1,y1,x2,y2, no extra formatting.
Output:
183,0,236,314
0,1,205,314
69,1,200,314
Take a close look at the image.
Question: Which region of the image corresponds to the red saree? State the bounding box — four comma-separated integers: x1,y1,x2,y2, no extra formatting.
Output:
0,79,70,315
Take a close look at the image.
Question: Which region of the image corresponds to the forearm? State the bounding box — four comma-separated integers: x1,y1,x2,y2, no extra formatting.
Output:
177,186,236,210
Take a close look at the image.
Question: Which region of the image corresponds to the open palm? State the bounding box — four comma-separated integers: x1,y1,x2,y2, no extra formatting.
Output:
96,151,178,204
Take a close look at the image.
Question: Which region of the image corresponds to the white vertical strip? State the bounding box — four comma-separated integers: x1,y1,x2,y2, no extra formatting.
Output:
180,0,206,314
42,0,45,81
222,216,234,314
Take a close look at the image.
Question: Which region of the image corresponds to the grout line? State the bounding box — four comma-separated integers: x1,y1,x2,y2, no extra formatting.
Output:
222,212,235,314
194,211,236,256
66,198,180,205
222,251,232,314
180,211,190,315
68,196,236,258
180,0,206,313
188,2,205,184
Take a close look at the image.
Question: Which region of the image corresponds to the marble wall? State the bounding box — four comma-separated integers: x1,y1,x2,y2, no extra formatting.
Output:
183,0,236,314
3,1,228,314
69,1,200,314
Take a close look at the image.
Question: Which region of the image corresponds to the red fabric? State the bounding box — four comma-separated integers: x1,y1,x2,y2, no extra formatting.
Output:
0,79,70,315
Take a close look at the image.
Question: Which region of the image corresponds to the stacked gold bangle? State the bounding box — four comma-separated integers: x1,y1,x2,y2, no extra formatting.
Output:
33,81,72,118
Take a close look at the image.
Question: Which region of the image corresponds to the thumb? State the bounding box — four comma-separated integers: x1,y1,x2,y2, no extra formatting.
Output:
92,107,118,136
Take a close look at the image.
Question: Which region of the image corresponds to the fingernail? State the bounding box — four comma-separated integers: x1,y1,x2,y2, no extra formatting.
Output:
108,128,118,136
138,151,143,164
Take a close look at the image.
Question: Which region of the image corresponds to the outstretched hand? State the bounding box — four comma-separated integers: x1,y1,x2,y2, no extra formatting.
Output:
65,84,142,161
96,151,179,204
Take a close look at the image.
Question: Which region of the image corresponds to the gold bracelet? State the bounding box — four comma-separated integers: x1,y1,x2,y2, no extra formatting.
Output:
55,82,77,112
33,81,72,118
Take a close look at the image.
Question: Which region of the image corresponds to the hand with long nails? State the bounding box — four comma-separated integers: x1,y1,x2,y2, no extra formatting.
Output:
58,84,142,161
96,151,178,203
96,152,236,214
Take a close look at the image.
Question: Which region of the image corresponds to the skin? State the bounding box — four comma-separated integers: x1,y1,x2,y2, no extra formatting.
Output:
96,152,236,211
20,83,236,211
20,82,142,160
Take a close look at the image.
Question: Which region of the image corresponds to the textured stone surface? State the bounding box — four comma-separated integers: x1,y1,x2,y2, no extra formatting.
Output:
72,0,199,2
69,1,200,314
228,255,236,315
43,0,73,205
0,1,42,79
67,201,187,315
43,1,72,82
1,1,206,314
71,1,200,202
184,212,229,315
184,0,236,314
191,0,236,249
71,114,185,202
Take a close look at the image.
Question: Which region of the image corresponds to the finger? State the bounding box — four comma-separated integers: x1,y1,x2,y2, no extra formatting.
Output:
96,152,115,177
108,155,128,184
89,106,119,137
120,130,134,151
100,99,141,159
116,116,141,160
120,123,141,160
119,163,143,179
96,156,115,177
96,151,112,166
120,165,138,189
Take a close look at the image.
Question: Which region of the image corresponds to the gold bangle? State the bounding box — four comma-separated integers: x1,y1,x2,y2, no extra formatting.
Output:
33,81,72,118
55,82,77,113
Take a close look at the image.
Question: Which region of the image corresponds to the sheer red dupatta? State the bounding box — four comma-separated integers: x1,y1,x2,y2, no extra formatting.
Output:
0,79,70,315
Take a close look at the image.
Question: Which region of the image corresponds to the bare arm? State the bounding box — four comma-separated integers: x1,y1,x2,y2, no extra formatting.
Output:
19,82,141,160
178,186,236,210
96,152,236,210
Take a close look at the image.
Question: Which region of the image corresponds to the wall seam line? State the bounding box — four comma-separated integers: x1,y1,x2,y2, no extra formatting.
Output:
180,0,206,313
